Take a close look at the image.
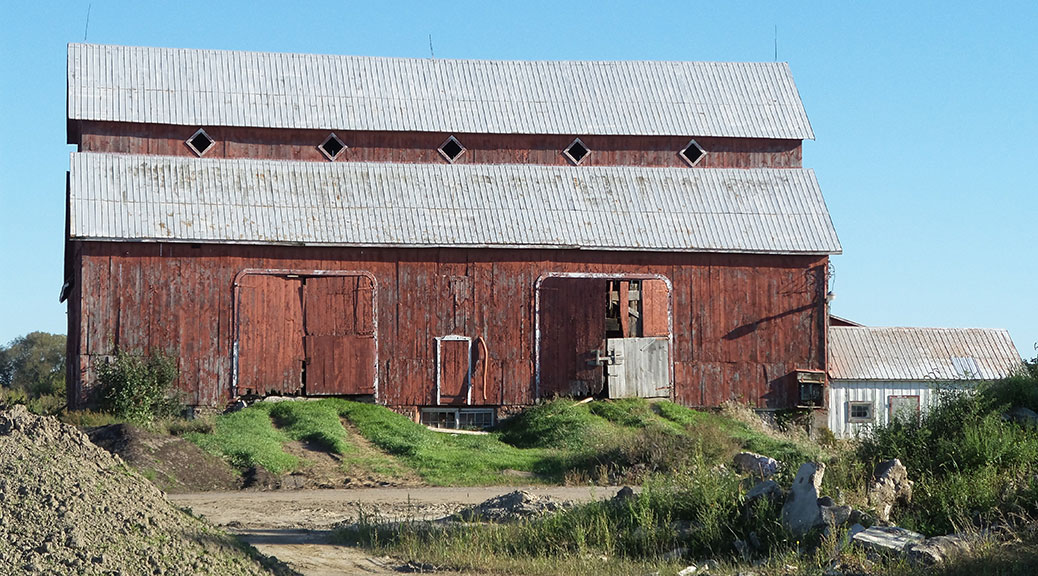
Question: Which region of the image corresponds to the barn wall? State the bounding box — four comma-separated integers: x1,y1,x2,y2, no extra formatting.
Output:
70,242,827,410
827,380,970,438
75,121,803,169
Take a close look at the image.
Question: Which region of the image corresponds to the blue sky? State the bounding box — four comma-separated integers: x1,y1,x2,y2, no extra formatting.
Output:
1,1,1035,359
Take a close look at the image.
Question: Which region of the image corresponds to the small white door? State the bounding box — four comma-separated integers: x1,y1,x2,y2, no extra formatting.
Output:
605,337,669,398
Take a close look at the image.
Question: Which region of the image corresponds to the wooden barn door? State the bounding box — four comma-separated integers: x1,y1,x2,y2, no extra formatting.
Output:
237,274,305,395
538,277,607,398
303,275,376,396
436,336,471,405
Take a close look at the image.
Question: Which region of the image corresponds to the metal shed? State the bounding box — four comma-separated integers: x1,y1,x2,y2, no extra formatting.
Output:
827,326,1022,438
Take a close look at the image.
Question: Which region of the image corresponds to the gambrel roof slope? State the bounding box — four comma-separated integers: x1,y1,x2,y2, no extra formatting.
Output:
67,43,814,139
69,153,841,254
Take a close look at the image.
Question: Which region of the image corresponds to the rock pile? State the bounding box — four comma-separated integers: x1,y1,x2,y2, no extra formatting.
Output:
0,405,290,575
452,490,572,522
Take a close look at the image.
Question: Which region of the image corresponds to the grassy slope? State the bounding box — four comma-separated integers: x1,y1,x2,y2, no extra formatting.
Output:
185,397,818,487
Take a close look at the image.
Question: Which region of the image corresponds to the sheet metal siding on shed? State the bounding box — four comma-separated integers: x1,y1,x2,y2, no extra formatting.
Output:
68,43,814,140
69,153,841,255
827,381,956,439
828,326,1022,381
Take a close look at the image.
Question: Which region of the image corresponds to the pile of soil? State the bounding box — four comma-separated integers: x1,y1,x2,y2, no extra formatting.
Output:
0,405,294,575
452,490,572,522
87,423,240,492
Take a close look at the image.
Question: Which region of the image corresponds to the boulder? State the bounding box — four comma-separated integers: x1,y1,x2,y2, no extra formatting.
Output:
907,534,972,565
745,479,782,503
1005,406,1038,427
867,459,913,522
821,504,852,527
852,525,925,554
732,452,780,478
613,486,636,501
781,462,826,536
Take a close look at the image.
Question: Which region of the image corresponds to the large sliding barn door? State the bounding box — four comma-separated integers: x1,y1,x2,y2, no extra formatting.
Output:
303,275,376,396
237,274,305,395
236,272,375,397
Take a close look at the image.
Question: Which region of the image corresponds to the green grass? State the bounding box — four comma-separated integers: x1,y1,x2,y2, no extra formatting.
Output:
265,400,354,454
336,400,551,485
186,407,298,475
184,396,826,488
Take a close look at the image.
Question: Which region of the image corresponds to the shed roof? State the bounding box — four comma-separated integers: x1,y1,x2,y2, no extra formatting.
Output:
69,152,841,254
67,43,814,140
829,326,1022,381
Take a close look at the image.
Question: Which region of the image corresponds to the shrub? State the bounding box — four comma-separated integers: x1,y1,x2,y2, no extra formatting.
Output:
96,350,182,425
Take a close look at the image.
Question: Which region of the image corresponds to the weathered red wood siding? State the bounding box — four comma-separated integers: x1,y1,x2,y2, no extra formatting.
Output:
69,242,827,411
75,121,803,168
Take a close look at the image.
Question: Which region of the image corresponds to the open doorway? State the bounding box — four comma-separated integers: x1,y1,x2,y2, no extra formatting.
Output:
536,274,672,400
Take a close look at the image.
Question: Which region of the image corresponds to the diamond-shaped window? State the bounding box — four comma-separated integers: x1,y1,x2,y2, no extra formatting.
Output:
186,128,215,157
319,133,347,161
679,139,706,166
563,138,590,165
438,135,465,163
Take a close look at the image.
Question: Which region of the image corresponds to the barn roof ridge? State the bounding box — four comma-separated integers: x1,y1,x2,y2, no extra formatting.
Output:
67,43,814,139
68,152,842,255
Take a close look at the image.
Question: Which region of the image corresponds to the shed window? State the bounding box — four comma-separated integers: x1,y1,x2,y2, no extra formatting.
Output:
848,401,874,423
318,133,347,161
186,128,215,157
438,135,466,163
679,139,706,166
564,138,590,165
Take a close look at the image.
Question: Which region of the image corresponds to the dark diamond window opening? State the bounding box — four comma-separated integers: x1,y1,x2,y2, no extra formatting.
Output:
186,128,214,157
680,139,706,166
438,136,465,163
319,133,347,161
564,138,590,165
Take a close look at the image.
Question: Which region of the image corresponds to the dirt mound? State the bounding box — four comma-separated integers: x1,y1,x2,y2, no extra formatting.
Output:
87,423,240,492
452,490,572,522
0,405,294,575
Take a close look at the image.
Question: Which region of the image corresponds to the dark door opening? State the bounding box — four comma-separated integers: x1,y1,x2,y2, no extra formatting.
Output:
538,275,672,400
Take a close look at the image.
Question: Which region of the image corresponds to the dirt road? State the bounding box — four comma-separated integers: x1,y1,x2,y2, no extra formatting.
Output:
170,486,622,576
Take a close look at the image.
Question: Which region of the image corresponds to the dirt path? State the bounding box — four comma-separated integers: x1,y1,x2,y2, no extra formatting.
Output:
171,486,623,576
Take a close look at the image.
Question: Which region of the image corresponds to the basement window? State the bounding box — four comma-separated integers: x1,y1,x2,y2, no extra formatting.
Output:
318,133,347,161
679,139,706,166
438,135,466,163
564,138,590,165
186,128,215,157
848,401,874,423
421,408,496,430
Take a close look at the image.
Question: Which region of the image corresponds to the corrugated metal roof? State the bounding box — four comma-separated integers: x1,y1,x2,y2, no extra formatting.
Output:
68,152,842,254
829,326,1022,381
67,43,814,139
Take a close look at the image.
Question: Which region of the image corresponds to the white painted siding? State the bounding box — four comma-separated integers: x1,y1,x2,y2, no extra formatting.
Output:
827,380,969,438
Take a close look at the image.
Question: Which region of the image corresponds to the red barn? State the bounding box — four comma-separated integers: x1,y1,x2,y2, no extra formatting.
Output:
63,44,841,423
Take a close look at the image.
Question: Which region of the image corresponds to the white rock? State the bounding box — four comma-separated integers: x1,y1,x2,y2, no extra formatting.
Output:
781,462,825,536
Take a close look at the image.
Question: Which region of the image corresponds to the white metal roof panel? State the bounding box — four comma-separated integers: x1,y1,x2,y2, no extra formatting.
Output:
69,153,840,254
829,326,1022,381
68,43,814,139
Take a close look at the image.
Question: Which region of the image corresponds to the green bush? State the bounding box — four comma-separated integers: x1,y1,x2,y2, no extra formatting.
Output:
96,350,183,425
858,366,1038,533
